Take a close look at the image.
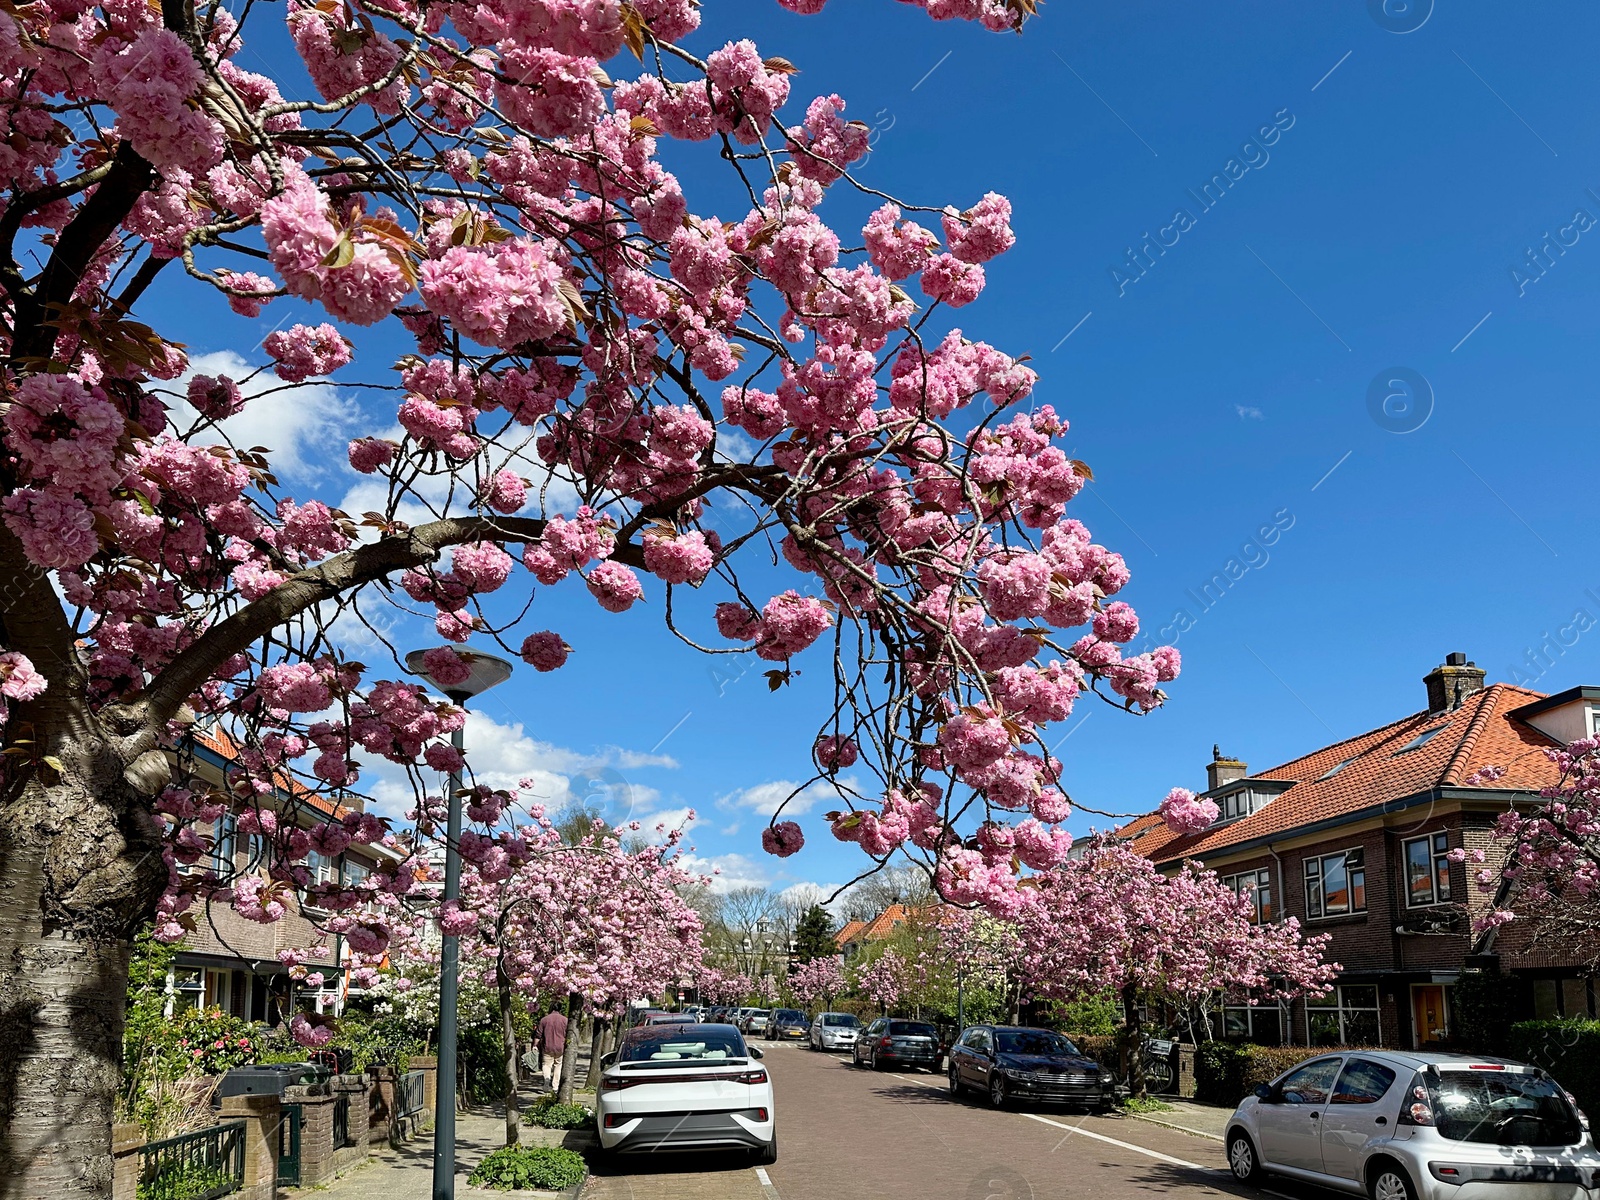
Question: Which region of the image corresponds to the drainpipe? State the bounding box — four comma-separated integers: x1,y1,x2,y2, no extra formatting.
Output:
1266,842,1298,1046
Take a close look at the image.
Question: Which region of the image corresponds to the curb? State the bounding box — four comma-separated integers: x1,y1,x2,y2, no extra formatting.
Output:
1128,1111,1225,1142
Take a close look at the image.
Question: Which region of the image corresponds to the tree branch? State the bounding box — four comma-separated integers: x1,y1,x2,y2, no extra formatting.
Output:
128,515,645,733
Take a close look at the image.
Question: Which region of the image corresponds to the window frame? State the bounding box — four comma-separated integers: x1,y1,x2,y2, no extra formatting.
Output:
1331,1057,1398,1105
1305,847,1367,919
1308,984,1382,1046
1222,867,1274,924
1403,832,1453,908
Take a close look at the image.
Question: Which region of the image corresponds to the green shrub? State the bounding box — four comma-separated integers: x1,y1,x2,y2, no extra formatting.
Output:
137,1163,233,1200
522,1101,593,1130
1194,1042,1384,1106
1508,1020,1600,1126
1064,1034,1118,1070
467,1146,587,1191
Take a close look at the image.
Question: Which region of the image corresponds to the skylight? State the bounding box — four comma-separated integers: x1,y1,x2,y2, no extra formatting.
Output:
1395,725,1447,755
1318,756,1357,781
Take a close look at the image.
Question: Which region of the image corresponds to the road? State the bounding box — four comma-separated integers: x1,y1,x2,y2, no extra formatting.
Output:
581,1042,1330,1200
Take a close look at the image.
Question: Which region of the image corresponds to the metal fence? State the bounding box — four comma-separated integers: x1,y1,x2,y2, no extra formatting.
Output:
397,1070,425,1119
138,1121,244,1200
332,1093,352,1149
277,1103,302,1187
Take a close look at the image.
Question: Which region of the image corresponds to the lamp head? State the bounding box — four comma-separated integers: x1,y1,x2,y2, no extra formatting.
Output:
405,647,515,702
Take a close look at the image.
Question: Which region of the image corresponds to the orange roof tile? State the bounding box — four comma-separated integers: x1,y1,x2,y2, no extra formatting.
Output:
1121,683,1564,864
835,919,868,947
188,725,355,820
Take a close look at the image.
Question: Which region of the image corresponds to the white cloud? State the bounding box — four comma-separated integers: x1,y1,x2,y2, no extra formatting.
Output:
172,350,359,481
634,805,696,836
719,775,858,819
679,852,771,893
1235,404,1264,420
353,710,675,823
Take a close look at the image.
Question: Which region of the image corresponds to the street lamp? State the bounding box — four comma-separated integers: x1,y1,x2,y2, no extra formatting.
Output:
406,647,514,1200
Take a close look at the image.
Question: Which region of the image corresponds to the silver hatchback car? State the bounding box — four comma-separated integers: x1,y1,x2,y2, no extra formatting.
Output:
1226,1050,1599,1200
809,1012,862,1052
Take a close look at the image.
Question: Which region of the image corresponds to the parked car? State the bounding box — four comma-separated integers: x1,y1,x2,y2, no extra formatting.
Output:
596,1023,775,1163
743,1009,773,1037
707,1006,733,1023
770,1009,809,1041
732,1006,756,1029
627,1007,669,1028
853,1018,942,1072
809,1012,862,1052
643,1012,697,1026
946,1026,1114,1110
1224,1050,1600,1200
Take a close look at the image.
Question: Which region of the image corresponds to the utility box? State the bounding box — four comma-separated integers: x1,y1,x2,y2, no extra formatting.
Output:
217,1062,331,1098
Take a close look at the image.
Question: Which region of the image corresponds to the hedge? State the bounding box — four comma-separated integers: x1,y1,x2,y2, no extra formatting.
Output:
1507,1020,1600,1126
1194,1042,1383,1106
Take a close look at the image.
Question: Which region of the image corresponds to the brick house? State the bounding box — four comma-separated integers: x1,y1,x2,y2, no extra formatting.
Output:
163,724,401,1024
1120,653,1598,1050
836,904,926,960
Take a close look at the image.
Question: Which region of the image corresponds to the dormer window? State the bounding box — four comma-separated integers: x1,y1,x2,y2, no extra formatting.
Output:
1218,787,1264,822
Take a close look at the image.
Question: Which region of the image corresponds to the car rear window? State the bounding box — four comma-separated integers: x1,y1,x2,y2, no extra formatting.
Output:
888,1022,937,1038
1428,1069,1584,1146
775,1010,802,1021
620,1030,747,1062
822,1014,859,1027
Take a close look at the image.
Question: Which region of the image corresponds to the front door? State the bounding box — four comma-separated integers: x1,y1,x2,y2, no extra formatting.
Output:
1412,986,1448,1046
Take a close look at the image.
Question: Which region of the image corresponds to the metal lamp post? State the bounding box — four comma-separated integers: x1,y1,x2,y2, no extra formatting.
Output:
405,648,514,1200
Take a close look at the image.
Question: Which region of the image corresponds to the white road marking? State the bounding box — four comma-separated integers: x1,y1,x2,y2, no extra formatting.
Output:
755,1164,783,1200
890,1071,1216,1173
1021,1112,1211,1169
755,1168,772,1185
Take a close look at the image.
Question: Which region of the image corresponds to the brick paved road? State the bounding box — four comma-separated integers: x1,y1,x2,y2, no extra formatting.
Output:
581,1041,1295,1200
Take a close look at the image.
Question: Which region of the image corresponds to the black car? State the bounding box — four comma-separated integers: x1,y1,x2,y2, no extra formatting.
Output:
947,1026,1114,1110
853,1018,942,1072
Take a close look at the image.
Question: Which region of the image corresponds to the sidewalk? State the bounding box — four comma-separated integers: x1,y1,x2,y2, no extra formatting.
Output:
1128,1098,1232,1141
289,1060,598,1198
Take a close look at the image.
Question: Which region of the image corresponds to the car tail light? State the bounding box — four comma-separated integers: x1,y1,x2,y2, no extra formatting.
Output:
754,1107,769,1121
1467,1064,1506,1071
1435,1166,1459,1178
879,1037,892,1048
1400,1102,1435,1126
736,1069,768,1085
603,1113,631,1127
601,1076,640,1092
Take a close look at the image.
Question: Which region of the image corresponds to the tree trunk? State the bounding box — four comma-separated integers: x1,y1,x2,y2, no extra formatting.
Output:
1121,983,1146,1099
555,993,581,1105
0,753,167,1199
497,965,519,1147
584,1017,604,1090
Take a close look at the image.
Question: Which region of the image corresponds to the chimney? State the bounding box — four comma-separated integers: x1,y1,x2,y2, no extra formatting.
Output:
1207,744,1248,791
1424,652,1487,714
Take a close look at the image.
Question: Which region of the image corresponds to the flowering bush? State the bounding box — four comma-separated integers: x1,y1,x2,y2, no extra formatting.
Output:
170,1009,261,1076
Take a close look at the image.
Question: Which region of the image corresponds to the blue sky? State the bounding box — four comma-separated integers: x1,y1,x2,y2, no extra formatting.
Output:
146,1,1600,902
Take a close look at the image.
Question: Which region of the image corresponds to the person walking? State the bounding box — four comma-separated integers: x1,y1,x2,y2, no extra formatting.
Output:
536,1002,569,1093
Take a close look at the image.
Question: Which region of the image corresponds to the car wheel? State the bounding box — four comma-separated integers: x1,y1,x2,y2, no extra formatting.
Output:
1369,1161,1418,1200
948,1066,964,1098
1226,1131,1262,1187
755,1135,778,1166
989,1074,1008,1109
852,1046,862,1068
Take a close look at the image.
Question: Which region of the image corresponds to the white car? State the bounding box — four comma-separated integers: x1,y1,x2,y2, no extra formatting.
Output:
1226,1049,1600,1200
597,1023,777,1162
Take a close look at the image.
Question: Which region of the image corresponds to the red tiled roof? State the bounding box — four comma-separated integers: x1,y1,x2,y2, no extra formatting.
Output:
189,725,352,820
1121,684,1564,864
835,919,868,948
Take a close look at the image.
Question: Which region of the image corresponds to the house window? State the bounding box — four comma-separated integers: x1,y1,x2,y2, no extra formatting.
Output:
342,858,369,888
1224,1003,1284,1044
1404,832,1453,907
1395,725,1447,754
1318,757,1357,781
171,967,204,1014
1308,984,1381,1046
1305,848,1366,919
212,812,237,875
306,850,337,886
1223,868,1275,924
